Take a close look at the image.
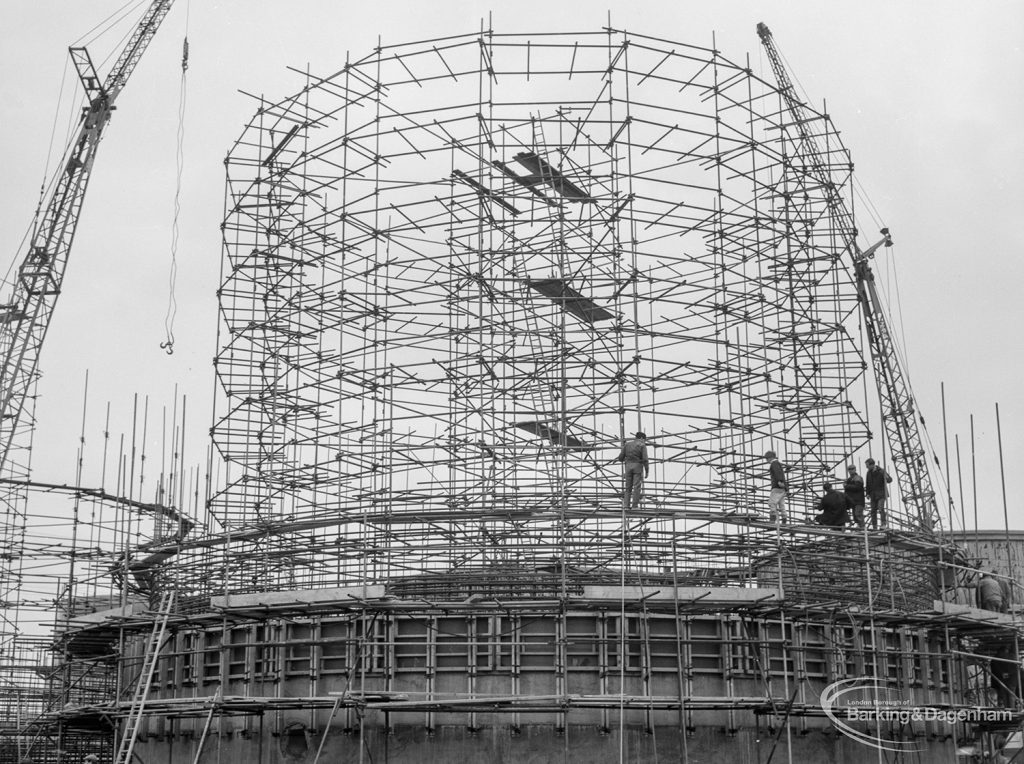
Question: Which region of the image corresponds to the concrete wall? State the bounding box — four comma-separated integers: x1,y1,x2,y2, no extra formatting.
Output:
121,603,970,762
132,723,956,764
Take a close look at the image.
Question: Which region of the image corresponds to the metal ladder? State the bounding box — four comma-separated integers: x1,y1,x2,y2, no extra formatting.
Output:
115,589,175,764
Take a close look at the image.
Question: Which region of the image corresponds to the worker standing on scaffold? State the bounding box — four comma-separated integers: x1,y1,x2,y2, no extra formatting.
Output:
764,450,788,523
844,465,866,528
617,431,649,510
864,458,893,528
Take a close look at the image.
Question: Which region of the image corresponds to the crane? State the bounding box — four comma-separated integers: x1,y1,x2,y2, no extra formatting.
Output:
756,22,939,529
0,0,177,474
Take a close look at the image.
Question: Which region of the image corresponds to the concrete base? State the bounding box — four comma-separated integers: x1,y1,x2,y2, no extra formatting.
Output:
136,723,955,763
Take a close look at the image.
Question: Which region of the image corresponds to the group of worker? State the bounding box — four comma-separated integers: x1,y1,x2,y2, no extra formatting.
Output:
765,450,893,529
614,433,895,533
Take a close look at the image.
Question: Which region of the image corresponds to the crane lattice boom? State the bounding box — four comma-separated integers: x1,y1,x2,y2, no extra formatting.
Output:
0,0,176,472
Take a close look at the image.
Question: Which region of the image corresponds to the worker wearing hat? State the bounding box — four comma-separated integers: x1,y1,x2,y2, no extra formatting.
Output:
844,464,866,528
617,431,650,511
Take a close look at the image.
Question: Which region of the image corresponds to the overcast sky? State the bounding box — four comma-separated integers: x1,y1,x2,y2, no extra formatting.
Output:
0,0,1021,534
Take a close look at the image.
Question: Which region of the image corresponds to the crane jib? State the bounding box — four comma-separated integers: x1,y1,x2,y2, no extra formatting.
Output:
0,0,177,475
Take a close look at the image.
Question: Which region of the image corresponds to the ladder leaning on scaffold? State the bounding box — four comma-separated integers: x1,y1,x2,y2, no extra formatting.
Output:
115,589,176,764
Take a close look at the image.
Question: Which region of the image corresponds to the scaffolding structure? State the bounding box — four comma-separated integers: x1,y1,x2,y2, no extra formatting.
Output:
2,23,1022,764
0,390,202,763
204,25,881,600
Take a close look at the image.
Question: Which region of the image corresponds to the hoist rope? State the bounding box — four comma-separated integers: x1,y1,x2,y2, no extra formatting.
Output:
161,25,189,355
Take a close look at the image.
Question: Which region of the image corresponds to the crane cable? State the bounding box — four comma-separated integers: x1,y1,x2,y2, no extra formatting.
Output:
161,25,189,355
72,0,146,49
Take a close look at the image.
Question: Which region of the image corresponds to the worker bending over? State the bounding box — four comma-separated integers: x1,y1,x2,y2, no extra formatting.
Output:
978,571,1006,612
814,483,851,529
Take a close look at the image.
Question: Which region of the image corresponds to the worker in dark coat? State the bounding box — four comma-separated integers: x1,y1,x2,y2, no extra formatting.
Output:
764,450,788,523
864,458,893,528
617,431,649,510
814,483,851,529
844,465,866,528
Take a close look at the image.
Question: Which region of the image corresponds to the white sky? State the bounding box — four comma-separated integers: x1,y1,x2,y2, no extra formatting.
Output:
0,0,1022,535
